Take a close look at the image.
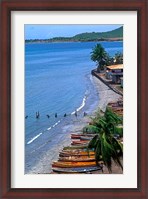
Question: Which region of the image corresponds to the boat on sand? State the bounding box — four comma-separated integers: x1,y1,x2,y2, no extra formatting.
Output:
71,140,89,145
52,166,102,173
59,150,95,157
52,161,103,168
71,134,96,139
58,156,95,162
63,145,88,150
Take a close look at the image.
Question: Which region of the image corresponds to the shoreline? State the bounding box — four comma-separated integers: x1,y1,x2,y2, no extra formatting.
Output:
25,40,123,44
27,75,121,174
68,75,121,134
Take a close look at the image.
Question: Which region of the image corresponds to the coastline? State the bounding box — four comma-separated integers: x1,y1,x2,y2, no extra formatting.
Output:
25,39,123,44
69,75,121,133
27,75,121,174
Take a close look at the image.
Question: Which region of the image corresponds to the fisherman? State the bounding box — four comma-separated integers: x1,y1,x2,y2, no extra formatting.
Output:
55,113,57,118
75,110,77,117
64,113,67,117
36,111,40,119
84,112,87,117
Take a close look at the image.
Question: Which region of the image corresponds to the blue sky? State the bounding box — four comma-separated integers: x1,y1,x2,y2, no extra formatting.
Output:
25,24,122,40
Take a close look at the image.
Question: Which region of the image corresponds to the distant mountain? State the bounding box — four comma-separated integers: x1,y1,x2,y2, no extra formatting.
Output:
72,26,123,41
26,26,123,43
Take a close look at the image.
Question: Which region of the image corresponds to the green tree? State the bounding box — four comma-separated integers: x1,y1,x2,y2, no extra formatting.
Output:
87,108,123,173
114,52,123,64
91,44,109,72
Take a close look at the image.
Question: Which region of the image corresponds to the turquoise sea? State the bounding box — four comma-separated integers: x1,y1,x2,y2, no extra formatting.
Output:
25,41,123,172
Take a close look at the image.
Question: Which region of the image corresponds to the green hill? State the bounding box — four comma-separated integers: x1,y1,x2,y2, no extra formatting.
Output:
72,26,123,41
26,26,123,43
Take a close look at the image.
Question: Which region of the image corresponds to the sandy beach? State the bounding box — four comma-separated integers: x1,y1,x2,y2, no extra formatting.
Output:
27,76,122,174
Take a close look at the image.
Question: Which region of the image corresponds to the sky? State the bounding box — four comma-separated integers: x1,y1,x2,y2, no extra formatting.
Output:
25,24,122,40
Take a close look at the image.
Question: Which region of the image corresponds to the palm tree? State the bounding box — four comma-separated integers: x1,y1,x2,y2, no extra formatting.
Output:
91,44,109,73
87,108,123,173
114,52,123,64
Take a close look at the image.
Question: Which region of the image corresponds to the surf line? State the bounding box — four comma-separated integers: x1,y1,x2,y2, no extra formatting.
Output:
27,132,43,145
27,120,61,145
71,94,87,115
47,120,61,131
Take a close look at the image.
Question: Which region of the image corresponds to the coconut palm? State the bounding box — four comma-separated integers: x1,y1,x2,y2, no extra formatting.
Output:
114,52,123,64
87,108,123,173
91,44,109,72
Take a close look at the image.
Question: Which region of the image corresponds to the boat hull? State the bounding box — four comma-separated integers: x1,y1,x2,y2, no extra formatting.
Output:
71,134,96,139
52,166,102,173
71,140,89,145
59,156,95,162
59,150,95,157
52,161,103,168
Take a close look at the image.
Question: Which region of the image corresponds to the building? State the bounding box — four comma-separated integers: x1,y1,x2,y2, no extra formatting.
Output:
106,64,123,84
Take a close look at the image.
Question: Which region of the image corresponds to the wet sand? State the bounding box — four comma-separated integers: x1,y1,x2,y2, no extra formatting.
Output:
27,76,122,174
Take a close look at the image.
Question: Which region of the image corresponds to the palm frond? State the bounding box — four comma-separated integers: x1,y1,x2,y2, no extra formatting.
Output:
108,137,123,170
105,108,122,124
83,125,100,134
87,105,123,173
100,133,113,173
87,135,99,150
95,139,102,165
111,137,123,157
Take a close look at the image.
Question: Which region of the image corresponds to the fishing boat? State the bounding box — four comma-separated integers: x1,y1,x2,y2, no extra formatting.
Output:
111,107,123,111
59,150,95,157
71,140,89,145
113,110,123,115
52,161,103,168
71,134,96,139
52,166,102,173
80,136,93,141
108,100,123,107
63,145,88,150
58,155,95,162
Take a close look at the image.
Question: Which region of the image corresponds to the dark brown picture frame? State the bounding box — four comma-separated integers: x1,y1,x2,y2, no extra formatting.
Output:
0,0,148,198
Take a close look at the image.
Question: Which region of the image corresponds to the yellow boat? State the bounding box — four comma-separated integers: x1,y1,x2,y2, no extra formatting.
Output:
52,161,103,168
58,155,95,162
59,150,95,157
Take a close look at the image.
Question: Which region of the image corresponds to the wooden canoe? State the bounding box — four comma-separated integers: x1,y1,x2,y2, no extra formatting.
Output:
52,166,102,173
52,161,103,168
112,108,123,111
60,148,94,155
80,136,93,141
108,100,123,106
113,111,123,115
71,140,89,145
71,134,96,139
58,156,95,162
59,152,95,157
63,144,88,150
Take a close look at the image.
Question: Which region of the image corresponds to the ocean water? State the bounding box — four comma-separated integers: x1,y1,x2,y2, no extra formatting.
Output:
25,41,123,173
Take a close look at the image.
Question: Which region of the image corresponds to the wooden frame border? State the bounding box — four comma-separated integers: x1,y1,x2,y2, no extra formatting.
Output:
0,0,147,198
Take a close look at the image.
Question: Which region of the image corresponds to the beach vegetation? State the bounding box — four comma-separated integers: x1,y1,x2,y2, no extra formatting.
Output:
91,45,123,73
91,44,110,72
83,125,100,134
114,52,123,64
87,108,123,172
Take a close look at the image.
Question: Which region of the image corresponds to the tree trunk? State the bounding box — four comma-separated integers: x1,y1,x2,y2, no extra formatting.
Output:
97,66,101,73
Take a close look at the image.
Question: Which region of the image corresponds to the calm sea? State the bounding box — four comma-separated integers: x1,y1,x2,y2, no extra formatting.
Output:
25,41,123,172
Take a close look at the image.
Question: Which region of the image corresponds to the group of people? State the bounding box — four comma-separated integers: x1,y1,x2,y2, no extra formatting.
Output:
25,111,87,119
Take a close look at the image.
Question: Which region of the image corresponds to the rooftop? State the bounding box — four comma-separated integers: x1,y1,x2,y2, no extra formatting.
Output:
106,64,123,70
